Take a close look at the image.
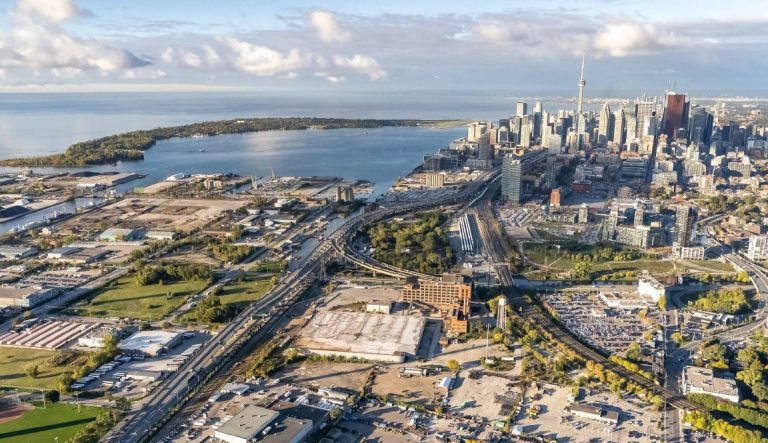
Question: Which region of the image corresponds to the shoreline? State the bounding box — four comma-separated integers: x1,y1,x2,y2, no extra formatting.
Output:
0,118,469,168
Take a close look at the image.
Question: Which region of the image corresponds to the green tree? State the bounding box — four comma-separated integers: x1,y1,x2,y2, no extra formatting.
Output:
25,364,39,379
446,359,460,373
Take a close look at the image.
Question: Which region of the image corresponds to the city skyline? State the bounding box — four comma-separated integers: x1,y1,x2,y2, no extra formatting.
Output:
0,0,766,95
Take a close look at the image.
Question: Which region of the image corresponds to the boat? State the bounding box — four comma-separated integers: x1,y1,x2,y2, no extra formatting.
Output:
199,148,206,152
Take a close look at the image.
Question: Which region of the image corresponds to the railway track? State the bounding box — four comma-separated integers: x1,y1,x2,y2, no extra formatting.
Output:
471,183,702,413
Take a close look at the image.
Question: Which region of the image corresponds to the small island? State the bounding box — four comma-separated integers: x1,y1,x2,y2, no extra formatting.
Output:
0,118,467,167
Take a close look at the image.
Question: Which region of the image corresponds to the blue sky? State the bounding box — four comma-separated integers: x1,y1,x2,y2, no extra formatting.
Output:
0,0,765,96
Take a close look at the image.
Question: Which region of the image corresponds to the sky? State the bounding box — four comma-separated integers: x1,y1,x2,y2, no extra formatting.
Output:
0,0,766,96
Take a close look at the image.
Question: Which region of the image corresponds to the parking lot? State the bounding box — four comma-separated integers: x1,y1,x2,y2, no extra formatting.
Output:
542,292,651,354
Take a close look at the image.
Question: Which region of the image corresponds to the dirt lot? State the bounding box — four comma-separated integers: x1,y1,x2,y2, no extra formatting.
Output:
325,285,402,309
449,374,519,420
60,196,248,233
371,368,445,406
273,361,373,392
335,417,421,442
513,384,663,443
0,401,32,424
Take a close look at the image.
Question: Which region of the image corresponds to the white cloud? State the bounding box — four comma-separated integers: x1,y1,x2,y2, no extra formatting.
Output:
308,11,350,42
123,68,166,80
15,0,86,23
473,23,510,43
333,54,386,80
0,0,149,71
163,37,314,77
593,21,675,57
315,71,345,83
218,36,312,76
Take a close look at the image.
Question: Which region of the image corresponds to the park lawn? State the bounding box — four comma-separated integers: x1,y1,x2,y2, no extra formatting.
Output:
72,275,208,321
0,347,74,390
218,273,274,310
0,402,101,443
251,260,286,273
182,273,274,326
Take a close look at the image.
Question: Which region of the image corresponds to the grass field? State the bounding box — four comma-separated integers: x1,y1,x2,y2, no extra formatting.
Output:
218,273,274,310
182,272,274,325
0,348,72,390
71,275,208,321
523,246,735,277
0,402,101,443
252,260,286,273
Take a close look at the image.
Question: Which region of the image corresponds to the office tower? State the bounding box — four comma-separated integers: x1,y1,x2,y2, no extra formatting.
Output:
545,155,557,188
577,54,586,116
598,102,613,145
700,174,715,194
489,127,498,145
578,203,589,224
607,203,619,238
635,99,655,139
549,186,562,208
511,116,522,144
498,119,509,129
664,92,688,139
547,134,562,154
516,101,527,117
625,107,638,144
675,205,692,248
533,112,542,140
534,101,542,114
634,202,645,226
642,115,657,137
497,126,509,143
519,116,531,147
613,107,626,147
502,157,522,204
576,112,587,135
478,133,492,160
467,121,487,142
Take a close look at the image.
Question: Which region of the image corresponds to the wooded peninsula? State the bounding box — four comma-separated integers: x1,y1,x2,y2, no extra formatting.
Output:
0,118,459,167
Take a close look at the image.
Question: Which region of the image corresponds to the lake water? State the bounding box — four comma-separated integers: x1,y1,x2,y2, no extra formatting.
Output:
0,91,592,232
0,92,594,157
0,126,464,233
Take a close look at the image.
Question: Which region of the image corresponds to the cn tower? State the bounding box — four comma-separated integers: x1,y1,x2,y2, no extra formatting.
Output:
577,53,586,115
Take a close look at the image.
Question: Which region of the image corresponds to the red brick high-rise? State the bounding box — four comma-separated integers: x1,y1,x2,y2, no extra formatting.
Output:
664,92,688,139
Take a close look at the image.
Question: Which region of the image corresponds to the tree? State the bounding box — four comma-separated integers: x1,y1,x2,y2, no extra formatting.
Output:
44,390,60,403
25,365,39,379
625,343,642,362
446,359,460,373
657,296,667,311
58,373,74,393
671,332,684,346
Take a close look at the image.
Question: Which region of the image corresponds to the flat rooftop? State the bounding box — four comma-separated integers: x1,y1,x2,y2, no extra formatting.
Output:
118,330,180,355
215,406,279,439
295,311,426,357
684,366,739,397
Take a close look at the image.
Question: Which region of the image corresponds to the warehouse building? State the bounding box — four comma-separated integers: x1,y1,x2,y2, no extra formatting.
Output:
295,311,426,363
118,330,182,357
0,285,58,308
214,406,312,443
682,366,740,403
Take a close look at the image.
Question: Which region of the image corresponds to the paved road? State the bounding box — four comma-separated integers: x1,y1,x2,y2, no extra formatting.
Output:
106,177,491,442
469,179,703,413
335,175,704,414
